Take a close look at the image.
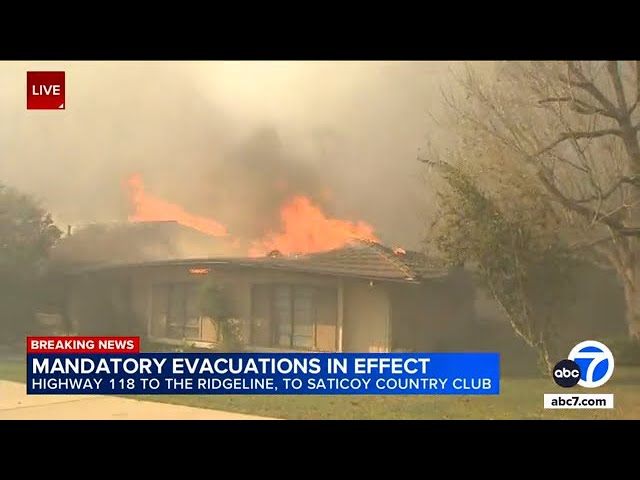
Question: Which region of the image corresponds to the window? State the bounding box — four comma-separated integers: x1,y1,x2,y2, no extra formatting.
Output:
273,285,315,348
250,284,338,350
154,283,201,340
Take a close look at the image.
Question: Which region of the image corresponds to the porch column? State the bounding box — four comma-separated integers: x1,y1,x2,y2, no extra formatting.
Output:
337,279,344,352
386,288,392,353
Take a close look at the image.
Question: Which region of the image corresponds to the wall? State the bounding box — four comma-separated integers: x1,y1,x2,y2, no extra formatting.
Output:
342,280,391,352
390,269,476,352
67,264,398,353
86,264,342,348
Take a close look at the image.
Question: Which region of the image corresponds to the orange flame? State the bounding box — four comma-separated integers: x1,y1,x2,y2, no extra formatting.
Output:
250,195,378,256
126,175,228,237
125,175,378,257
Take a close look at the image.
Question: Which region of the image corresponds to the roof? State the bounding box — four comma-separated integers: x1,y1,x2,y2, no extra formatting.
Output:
61,239,449,283
251,240,447,281
49,220,242,268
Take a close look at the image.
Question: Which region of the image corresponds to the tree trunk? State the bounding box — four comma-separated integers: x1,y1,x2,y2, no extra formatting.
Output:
603,239,640,340
536,342,553,375
622,274,640,339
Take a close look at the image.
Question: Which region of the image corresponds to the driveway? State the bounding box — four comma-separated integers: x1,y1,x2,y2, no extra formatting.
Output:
0,381,277,420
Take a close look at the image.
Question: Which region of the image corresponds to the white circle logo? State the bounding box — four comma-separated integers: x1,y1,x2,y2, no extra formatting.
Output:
568,340,615,388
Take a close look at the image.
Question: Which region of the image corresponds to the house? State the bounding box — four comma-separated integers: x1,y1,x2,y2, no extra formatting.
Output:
54,237,477,353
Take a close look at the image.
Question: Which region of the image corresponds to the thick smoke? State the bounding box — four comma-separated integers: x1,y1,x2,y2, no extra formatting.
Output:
0,61,459,254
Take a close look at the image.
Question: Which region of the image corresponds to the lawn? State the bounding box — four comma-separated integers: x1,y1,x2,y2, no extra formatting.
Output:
2,359,639,419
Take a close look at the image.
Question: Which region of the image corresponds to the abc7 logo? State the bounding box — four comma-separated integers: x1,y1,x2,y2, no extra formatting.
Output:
552,340,615,388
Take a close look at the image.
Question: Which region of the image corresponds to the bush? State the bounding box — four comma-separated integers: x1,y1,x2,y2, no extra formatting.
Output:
214,318,245,352
199,281,244,352
599,337,640,366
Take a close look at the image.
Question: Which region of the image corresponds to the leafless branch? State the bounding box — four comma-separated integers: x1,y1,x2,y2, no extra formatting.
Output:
572,174,640,203
569,235,612,250
617,226,640,236
560,114,606,202
548,152,589,174
532,129,623,157
435,61,640,239
565,62,619,117
539,96,614,117
599,196,640,224
444,92,529,157
536,170,626,232
539,96,572,104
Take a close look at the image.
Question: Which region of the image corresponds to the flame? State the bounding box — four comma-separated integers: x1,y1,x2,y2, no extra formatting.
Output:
126,175,228,237
125,175,378,257
250,195,378,256
189,268,211,275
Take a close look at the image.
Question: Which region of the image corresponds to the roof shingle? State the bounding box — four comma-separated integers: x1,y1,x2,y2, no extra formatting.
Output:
61,239,447,283
254,240,446,281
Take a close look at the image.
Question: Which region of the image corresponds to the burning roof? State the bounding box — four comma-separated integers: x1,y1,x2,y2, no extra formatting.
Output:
52,173,424,281
61,239,447,283
127,175,228,237
126,174,379,258
49,220,242,269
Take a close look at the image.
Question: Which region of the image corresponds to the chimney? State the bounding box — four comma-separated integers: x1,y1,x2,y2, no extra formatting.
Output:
67,225,72,236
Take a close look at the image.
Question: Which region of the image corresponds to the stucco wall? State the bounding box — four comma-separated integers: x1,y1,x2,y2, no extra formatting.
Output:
67,264,397,352
100,264,342,348
342,281,391,352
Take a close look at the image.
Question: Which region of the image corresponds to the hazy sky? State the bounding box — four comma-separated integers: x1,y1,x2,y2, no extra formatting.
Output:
0,61,474,248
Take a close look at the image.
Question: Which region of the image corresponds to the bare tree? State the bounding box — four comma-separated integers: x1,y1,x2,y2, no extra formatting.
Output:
434,61,640,340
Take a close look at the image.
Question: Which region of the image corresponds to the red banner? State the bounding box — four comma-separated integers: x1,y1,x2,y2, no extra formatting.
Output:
27,336,140,354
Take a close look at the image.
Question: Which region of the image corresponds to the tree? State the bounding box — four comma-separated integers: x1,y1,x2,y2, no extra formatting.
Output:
433,61,640,340
0,183,62,340
422,154,576,373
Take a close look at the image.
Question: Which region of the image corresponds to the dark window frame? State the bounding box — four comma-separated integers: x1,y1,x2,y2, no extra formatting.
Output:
153,282,202,340
271,284,317,350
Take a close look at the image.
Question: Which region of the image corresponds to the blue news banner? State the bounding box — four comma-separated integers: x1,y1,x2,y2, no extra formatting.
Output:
27,352,500,395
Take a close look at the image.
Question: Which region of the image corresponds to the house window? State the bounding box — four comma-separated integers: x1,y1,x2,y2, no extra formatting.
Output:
154,283,201,340
273,285,315,348
250,284,338,350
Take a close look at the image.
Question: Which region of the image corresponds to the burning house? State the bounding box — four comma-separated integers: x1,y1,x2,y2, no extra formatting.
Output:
46,174,476,352
56,238,474,352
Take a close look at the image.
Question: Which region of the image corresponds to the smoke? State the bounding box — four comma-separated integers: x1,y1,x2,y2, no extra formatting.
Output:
0,61,464,250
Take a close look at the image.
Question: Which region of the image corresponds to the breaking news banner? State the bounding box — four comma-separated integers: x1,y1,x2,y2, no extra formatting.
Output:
26,336,500,396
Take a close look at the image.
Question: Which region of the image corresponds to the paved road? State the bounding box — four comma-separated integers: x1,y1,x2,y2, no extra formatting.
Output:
0,381,277,420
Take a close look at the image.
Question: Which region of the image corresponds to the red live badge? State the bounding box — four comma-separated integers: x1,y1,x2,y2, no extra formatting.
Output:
27,71,65,110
